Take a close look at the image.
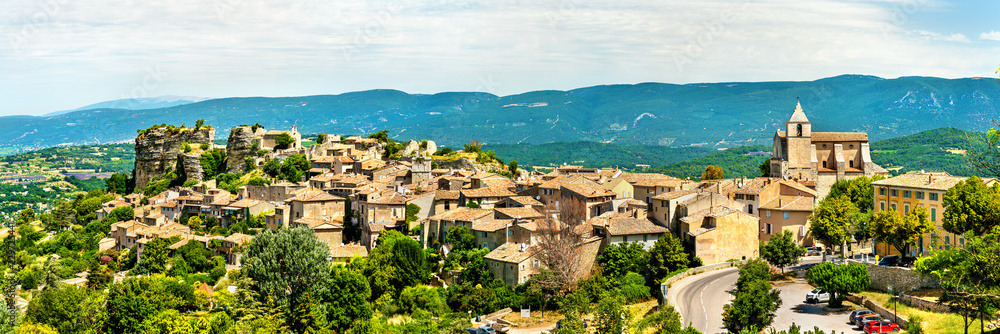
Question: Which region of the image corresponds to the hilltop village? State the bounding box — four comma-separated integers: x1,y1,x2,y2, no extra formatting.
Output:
98,102,892,283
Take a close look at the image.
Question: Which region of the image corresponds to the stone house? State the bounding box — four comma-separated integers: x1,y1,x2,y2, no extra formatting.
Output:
679,206,760,265
472,219,516,250
559,184,617,222
264,205,290,230
330,243,368,263
258,126,301,150
502,196,545,210
650,190,698,230
219,233,252,265
537,175,600,216
223,199,275,225
494,207,545,220
433,190,461,215
289,188,345,222
460,186,516,210
291,217,344,252
421,207,493,248
357,190,407,226
484,243,539,287
590,211,669,250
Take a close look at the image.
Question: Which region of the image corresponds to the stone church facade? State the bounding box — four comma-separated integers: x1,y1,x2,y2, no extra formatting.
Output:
769,102,888,198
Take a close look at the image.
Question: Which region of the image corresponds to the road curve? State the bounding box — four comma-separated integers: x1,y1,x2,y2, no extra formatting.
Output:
669,267,739,334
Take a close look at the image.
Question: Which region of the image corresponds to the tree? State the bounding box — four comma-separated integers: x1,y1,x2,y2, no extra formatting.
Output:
943,176,1000,236
142,237,170,273
397,285,448,315
195,119,205,130
87,262,112,290
364,230,429,302
809,195,855,260
241,227,331,312
280,154,309,182
16,208,35,226
105,172,131,195
636,305,701,334
760,230,804,274
967,121,1000,178
869,206,934,256
723,260,782,332
15,323,58,334
316,133,327,144
806,262,870,308
24,284,94,333
187,215,204,231
274,133,295,150
597,242,648,280
826,176,884,215
646,234,691,284
200,149,228,180
759,159,770,177
105,278,173,334
262,159,281,177
508,160,518,176
444,225,477,253
594,293,632,334
323,266,374,333
701,165,724,180
916,226,1000,334
533,218,587,296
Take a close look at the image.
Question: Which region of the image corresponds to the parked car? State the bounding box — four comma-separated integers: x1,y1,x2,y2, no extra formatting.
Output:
897,257,916,268
865,321,901,333
855,313,882,326
478,326,496,334
858,315,887,329
465,329,481,334
850,309,876,324
878,255,899,266
805,288,830,303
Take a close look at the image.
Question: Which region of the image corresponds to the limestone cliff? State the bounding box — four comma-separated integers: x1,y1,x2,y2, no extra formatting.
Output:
181,153,205,184
226,125,262,174
133,127,215,190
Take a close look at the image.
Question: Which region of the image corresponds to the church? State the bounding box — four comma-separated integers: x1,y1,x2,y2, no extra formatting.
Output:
769,102,888,198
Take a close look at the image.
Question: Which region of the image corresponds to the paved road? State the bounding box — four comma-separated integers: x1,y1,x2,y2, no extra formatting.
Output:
768,282,859,333
669,256,825,334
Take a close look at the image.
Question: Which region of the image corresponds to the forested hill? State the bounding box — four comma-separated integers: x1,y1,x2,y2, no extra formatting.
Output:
3,75,999,155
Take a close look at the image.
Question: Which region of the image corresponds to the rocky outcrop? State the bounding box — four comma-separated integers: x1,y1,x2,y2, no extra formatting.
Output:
432,158,505,174
181,153,204,184
425,140,437,155
133,127,215,190
226,126,260,174
403,140,421,156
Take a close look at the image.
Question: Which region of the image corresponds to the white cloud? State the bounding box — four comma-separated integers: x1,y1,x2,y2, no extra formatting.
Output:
980,31,1000,41
0,0,997,115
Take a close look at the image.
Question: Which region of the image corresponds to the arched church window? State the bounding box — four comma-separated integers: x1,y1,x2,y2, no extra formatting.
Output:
796,124,802,136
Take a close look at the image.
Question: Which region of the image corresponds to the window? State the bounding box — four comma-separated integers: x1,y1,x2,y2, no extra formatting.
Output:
931,208,937,222
916,191,924,200
930,193,938,201
643,235,648,242
482,232,487,238
891,189,899,197
661,201,667,207
849,160,854,168
904,204,909,215
766,223,773,235
849,144,854,149
880,202,885,211
823,161,827,168
902,190,911,198
945,235,951,245
747,205,753,214
783,212,789,219
879,187,886,196
645,196,651,204
960,237,965,246
765,210,771,218
508,230,513,236
796,124,802,136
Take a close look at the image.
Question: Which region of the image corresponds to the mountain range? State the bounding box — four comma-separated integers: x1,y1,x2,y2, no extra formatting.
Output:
42,96,209,117
2,75,998,155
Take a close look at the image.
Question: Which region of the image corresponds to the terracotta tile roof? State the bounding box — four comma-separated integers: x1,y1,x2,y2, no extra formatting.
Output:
871,172,976,191
312,156,338,163
227,199,268,208
778,180,817,197
434,190,461,200
777,131,868,142
428,207,493,222
294,217,344,229
495,207,545,220
293,188,344,202
508,196,543,206
561,184,616,198
733,178,773,194
368,191,408,205
472,219,514,232
539,174,596,189
591,214,668,236
653,190,697,201
680,206,739,224
760,195,814,211
330,243,368,258
515,220,540,231
619,172,674,185
224,233,252,244
461,186,516,198
484,243,535,263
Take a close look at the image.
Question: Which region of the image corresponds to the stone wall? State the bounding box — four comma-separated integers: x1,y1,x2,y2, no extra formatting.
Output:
853,260,939,293
899,292,949,313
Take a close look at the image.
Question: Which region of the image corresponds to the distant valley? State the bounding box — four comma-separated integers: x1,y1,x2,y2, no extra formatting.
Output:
2,75,998,155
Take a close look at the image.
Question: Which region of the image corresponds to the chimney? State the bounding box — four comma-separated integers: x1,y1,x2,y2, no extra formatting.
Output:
928,174,933,185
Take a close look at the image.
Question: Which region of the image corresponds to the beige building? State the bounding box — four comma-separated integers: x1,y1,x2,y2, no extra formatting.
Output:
769,102,888,197
257,125,302,150
421,207,493,248
590,211,669,250
680,206,760,265
871,172,996,257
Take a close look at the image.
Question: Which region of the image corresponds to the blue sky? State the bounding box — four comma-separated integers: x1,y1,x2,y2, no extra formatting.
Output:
1,0,998,116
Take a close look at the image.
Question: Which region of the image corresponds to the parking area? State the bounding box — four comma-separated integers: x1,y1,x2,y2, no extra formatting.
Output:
769,282,861,332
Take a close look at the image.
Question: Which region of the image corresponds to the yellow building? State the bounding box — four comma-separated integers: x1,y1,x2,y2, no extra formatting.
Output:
871,172,994,257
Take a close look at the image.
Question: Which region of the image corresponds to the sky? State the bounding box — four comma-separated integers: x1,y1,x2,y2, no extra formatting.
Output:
1,0,998,116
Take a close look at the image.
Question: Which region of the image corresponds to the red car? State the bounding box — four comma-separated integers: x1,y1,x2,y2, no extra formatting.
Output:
865,321,900,333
